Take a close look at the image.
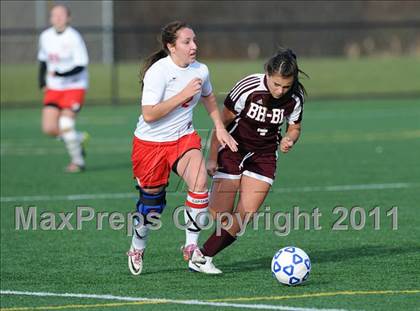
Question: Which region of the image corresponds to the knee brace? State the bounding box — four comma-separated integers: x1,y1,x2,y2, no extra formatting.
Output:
59,116,75,133
136,187,167,217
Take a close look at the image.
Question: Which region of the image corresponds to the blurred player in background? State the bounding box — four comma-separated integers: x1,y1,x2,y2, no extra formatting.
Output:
190,48,307,274
38,4,89,173
127,20,238,275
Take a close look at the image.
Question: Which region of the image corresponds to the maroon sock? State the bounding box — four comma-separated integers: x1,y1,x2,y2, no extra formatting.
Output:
201,229,236,257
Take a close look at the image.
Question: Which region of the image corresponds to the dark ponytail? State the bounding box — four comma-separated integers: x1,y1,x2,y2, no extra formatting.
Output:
264,48,309,96
140,21,190,88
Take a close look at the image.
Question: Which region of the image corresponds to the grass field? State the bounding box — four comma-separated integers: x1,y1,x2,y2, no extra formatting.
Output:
2,56,420,106
1,91,420,310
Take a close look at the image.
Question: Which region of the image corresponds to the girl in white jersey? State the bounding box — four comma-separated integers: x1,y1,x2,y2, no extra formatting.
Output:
38,5,89,173
127,21,238,275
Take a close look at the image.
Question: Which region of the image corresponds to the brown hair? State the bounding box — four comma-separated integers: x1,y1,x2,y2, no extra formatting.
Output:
51,4,71,17
140,21,190,87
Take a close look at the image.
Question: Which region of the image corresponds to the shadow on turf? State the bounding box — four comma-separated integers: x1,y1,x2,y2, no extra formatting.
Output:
220,256,272,273
215,244,419,273
122,245,419,278
136,257,270,276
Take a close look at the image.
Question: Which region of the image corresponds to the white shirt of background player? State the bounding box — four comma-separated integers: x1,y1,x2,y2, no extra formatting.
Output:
38,26,88,90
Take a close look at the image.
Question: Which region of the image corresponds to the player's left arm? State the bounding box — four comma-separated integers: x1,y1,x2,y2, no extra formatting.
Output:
54,31,89,77
37,34,47,90
280,123,301,153
39,61,47,89
54,66,85,77
201,92,238,152
281,91,304,153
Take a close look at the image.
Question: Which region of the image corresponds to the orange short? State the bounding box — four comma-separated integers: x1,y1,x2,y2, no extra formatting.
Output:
131,132,202,188
43,89,86,112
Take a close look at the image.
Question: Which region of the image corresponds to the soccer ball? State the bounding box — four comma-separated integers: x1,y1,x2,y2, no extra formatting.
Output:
271,246,311,286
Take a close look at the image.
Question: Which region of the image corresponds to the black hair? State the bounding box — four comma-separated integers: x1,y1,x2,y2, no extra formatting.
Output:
264,48,309,95
140,21,190,88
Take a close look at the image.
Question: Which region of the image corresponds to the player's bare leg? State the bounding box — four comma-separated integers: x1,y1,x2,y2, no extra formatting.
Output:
225,175,271,237
192,175,270,274
208,177,240,220
42,106,60,136
176,149,209,261
177,149,208,192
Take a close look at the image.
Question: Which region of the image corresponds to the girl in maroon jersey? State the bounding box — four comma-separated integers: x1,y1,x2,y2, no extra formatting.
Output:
189,48,308,274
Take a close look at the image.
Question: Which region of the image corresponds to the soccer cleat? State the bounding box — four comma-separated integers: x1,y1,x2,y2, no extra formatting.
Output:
127,246,144,276
65,162,85,173
191,247,207,264
181,244,206,263
188,256,222,274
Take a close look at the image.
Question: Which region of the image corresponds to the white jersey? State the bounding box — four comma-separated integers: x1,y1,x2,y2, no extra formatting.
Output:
134,56,212,142
37,26,89,90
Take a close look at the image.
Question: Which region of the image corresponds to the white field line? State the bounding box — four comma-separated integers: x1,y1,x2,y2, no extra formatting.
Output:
0,182,417,203
0,290,349,311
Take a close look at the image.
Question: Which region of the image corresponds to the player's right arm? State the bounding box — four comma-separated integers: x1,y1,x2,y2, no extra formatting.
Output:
38,61,47,90
37,33,47,90
142,77,202,123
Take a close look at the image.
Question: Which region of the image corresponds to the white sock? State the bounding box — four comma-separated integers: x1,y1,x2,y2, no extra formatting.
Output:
184,190,209,246
59,116,84,166
131,217,149,250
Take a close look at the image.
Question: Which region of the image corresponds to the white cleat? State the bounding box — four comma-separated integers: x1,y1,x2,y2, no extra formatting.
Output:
127,246,144,276
188,256,222,274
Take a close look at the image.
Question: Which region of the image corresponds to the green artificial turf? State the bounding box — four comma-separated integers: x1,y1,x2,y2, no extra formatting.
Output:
1,97,419,310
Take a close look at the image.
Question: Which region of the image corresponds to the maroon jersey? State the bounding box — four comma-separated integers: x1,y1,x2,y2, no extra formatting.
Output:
224,74,304,153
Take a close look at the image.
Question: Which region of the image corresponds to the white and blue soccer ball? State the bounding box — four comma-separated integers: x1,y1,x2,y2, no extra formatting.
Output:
271,246,311,286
